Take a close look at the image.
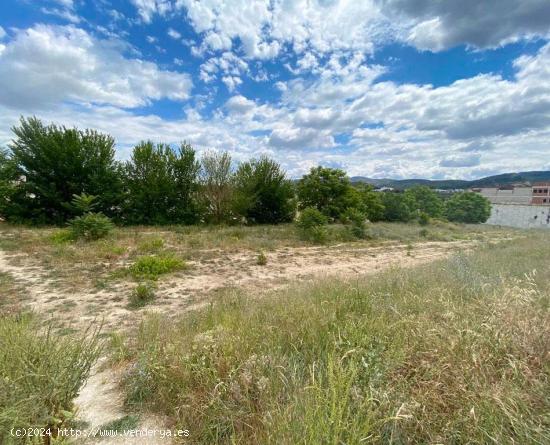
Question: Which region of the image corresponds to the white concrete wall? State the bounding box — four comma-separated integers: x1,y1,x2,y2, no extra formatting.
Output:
477,187,532,204
486,204,550,229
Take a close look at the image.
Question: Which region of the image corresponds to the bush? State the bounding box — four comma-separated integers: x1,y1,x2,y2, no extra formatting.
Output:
445,192,491,223
418,211,430,226
296,207,329,243
128,255,184,280
256,251,268,266
68,212,114,241
6,117,122,224
0,315,101,443
129,282,156,308
233,156,295,224
340,208,368,239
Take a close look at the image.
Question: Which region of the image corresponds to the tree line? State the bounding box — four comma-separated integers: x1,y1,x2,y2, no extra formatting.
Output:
0,117,491,227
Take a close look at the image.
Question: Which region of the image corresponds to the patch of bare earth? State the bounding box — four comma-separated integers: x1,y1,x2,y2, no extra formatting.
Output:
0,238,489,445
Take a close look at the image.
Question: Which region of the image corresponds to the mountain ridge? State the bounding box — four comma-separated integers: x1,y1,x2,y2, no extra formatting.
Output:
350,171,550,190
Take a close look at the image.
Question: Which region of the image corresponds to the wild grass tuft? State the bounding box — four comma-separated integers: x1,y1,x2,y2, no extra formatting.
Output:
128,255,184,280
0,315,102,443
128,282,157,308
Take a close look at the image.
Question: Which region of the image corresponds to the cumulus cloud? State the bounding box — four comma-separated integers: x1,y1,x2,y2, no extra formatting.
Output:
0,24,193,110
379,0,550,51
131,0,172,23
176,0,390,58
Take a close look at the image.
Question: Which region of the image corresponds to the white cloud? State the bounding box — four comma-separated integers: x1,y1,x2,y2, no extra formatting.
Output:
381,0,550,51
225,95,255,113
222,75,242,92
176,0,391,59
0,24,192,109
41,7,81,24
131,0,172,23
167,28,181,39
0,26,6,40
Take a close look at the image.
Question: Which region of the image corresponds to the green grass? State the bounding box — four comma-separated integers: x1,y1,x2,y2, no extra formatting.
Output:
128,254,185,280
0,315,102,444
128,282,157,308
119,233,550,444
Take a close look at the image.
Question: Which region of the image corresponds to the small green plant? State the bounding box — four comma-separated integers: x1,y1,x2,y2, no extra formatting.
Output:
69,212,114,241
406,243,413,256
137,237,165,253
419,228,429,237
418,211,430,226
128,282,156,308
296,207,329,243
71,193,98,214
256,251,267,266
49,228,74,244
129,255,184,280
340,208,368,239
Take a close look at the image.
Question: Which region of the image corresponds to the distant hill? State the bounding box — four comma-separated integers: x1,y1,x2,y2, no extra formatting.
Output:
350,171,550,190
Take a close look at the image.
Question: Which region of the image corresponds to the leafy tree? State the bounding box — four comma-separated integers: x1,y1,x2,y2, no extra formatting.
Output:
405,186,444,218
381,192,416,222
297,167,359,220
233,156,295,224
0,148,19,220
200,150,234,224
354,183,385,222
6,117,122,224
445,192,491,223
122,141,201,225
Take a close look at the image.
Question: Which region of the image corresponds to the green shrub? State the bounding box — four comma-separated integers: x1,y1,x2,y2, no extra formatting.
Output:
0,315,102,443
418,211,430,226
296,207,329,243
129,255,184,280
129,282,156,308
340,208,368,239
256,251,267,266
68,212,114,241
49,229,74,245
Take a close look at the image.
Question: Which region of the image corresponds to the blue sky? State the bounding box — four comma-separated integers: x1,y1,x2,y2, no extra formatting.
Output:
0,0,549,179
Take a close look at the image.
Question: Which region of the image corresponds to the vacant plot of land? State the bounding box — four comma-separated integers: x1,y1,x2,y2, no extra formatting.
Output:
119,233,550,444
2,221,546,445
0,222,513,332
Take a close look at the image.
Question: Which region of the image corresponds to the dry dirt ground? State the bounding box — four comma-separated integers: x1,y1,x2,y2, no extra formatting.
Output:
1,239,484,332
0,237,504,444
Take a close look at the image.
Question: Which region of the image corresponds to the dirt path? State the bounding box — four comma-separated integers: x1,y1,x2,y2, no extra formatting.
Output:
0,238,485,445
0,239,479,332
